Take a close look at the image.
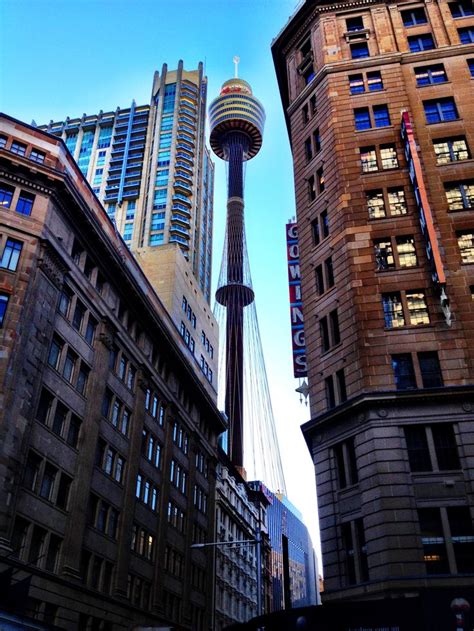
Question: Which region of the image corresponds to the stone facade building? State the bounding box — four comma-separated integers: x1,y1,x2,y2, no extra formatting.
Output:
0,114,225,629
272,0,474,604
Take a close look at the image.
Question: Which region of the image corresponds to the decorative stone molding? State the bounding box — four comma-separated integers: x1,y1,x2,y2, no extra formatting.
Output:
38,241,69,289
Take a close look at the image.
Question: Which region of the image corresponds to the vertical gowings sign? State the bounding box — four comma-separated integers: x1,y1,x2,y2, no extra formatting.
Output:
400,110,452,326
286,223,307,377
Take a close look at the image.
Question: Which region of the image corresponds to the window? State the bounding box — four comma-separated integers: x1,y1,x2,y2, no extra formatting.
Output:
0,293,8,327
311,218,320,246
355,105,390,130
354,107,371,131
304,138,313,162
302,104,309,125
350,71,383,94
367,71,383,91
350,42,369,59
308,175,316,202
389,187,408,215
401,7,427,26
418,352,443,388
406,291,430,325
63,350,77,383
445,181,474,210
325,256,335,288
325,376,335,409
360,147,377,173
313,128,321,153
380,144,398,169
396,236,417,268
414,64,447,86
341,519,368,584
375,236,418,270
418,507,474,575
0,184,14,208
349,74,365,95
30,149,46,164
434,138,469,164
392,354,416,389
317,167,325,193
321,209,329,238
72,301,85,332
374,238,394,271
367,190,386,218
408,34,435,52
346,16,364,31
424,97,458,123
85,314,97,345
458,27,474,44
16,191,35,215
11,141,27,156
310,95,317,114
58,285,73,317
382,292,405,327
457,231,474,263
468,59,474,78
336,369,347,402
334,437,358,489
449,1,474,17
320,309,340,352
97,441,125,484
48,335,63,369
0,135,7,149
373,104,390,128
0,238,22,271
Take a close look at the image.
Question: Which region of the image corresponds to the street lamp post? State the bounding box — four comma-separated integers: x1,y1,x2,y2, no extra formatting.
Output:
191,529,263,623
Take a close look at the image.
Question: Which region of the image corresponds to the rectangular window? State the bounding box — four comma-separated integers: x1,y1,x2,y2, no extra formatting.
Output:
457,231,474,263
468,59,474,78
360,147,377,173
350,42,369,59
418,508,449,574
402,7,428,26
346,16,364,31
320,317,330,353
317,167,325,193
380,144,398,170
408,34,435,52
321,209,329,237
302,104,309,125
304,138,313,162
382,292,405,328
458,27,474,44
336,369,347,402
445,181,474,210
418,352,443,388
349,74,365,94
11,141,27,156
315,265,324,296
0,184,14,208
72,301,86,332
308,175,316,202
63,350,77,383
313,128,321,153
388,188,407,216
373,104,390,128
0,293,9,327
434,138,469,164
30,149,46,164
354,107,371,131
374,238,394,271
406,291,430,325
404,425,432,472
325,256,335,288
311,218,320,246
424,98,458,123
449,1,474,17
396,236,417,268
392,354,416,389
0,135,7,149
367,190,386,219
16,191,35,215
0,238,22,271
415,64,447,86
325,376,336,409
330,309,340,345
448,507,474,573
367,71,383,91
48,336,63,369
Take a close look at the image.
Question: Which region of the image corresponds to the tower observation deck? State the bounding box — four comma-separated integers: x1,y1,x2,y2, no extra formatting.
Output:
210,71,286,493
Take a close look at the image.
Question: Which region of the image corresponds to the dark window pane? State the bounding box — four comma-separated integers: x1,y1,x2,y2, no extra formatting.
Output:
432,424,460,470
404,426,432,472
418,351,443,388
418,508,449,574
392,354,416,389
448,507,474,573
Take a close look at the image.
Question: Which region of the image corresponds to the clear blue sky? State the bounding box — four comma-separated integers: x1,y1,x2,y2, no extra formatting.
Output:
0,0,321,569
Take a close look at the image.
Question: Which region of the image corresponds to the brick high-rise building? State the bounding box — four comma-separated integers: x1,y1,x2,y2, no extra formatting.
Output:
272,0,474,605
39,61,218,394
0,114,225,630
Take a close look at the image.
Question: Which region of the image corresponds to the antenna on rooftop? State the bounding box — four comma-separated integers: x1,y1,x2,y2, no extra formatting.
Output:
233,56,240,78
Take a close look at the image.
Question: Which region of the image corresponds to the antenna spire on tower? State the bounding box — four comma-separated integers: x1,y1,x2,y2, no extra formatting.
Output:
233,56,240,78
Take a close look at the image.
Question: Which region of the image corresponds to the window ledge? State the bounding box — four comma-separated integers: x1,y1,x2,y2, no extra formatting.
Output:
438,158,474,168
416,81,451,88
426,118,461,125
321,341,343,357
376,265,419,273
355,125,394,133
384,323,433,332
350,89,386,97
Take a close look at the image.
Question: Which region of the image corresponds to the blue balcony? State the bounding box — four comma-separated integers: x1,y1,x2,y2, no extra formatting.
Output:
174,179,192,195
172,203,192,215
170,224,190,237
171,214,191,227
172,193,192,206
